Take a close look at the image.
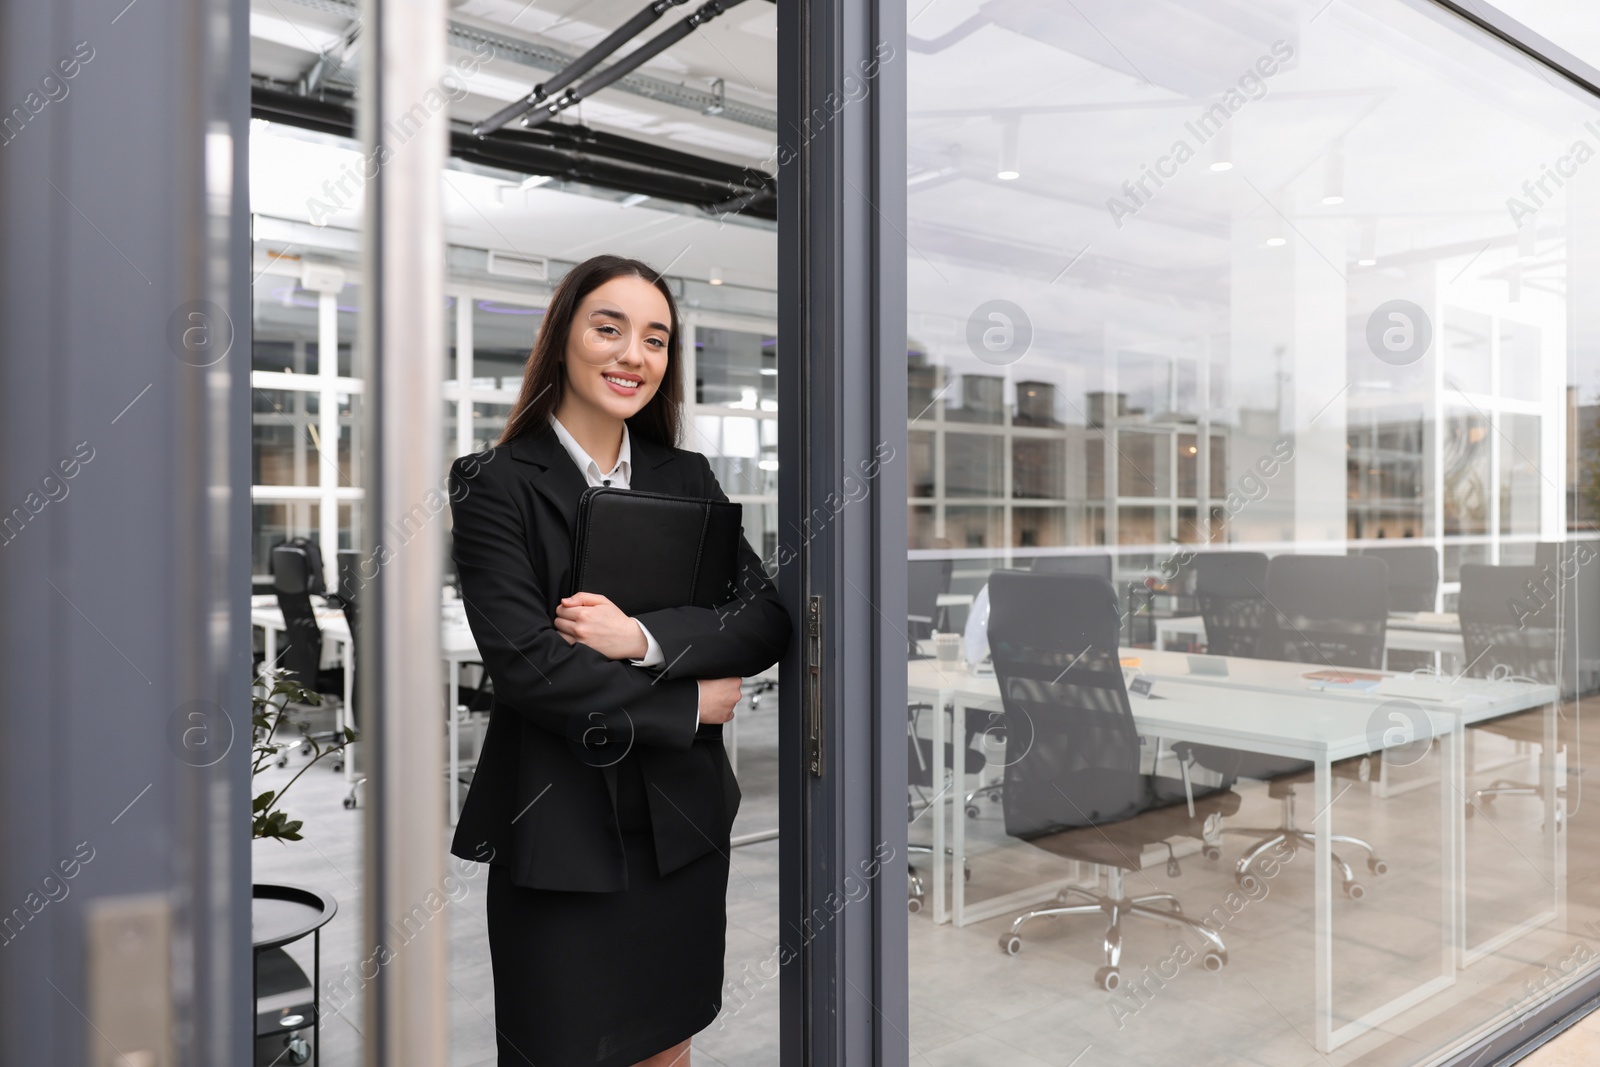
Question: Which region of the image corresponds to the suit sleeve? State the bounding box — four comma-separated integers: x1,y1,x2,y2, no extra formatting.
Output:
630,452,793,681
448,454,700,751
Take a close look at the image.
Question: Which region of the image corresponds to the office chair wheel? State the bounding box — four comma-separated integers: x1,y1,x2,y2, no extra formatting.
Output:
283,1035,311,1065
1094,966,1121,991
1202,845,1222,861
907,896,922,914
1166,858,1181,878
1464,801,1477,819
343,794,357,810
1343,881,1365,900
332,759,343,773
1367,857,1388,875
300,741,312,757
275,753,288,769
1201,950,1227,972
1237,872,1263,895
999,934,1022,956
965,804,981,818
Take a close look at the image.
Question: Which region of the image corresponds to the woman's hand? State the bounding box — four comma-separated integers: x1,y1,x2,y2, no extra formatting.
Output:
553,592,649,660
696,677,743,725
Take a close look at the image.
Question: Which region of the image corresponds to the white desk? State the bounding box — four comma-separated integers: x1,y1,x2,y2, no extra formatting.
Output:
908,651,1558,1052
251,597,486,822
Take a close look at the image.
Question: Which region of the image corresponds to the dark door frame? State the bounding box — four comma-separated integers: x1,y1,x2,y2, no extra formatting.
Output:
777,0,909,1062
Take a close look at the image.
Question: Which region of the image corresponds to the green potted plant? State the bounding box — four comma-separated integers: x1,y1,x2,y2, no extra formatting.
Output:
251,668,357,842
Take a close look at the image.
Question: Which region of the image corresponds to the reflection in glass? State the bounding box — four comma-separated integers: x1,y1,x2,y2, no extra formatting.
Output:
253,389,320,487
901,0,1598,1062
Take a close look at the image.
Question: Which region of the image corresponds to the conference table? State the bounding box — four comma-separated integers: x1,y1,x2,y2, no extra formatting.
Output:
909,648,1561,1052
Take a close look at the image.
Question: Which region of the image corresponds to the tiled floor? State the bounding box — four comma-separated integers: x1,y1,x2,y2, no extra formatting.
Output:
254,696,1599,1067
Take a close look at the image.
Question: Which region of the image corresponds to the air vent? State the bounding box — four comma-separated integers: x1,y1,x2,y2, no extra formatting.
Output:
487,250,548,281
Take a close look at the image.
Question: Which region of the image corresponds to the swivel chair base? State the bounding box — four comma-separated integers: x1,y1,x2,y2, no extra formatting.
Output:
1221,791,1385,899
997,867,1227,992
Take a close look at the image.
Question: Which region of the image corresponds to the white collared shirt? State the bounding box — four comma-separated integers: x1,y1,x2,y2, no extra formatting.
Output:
548,414,666,670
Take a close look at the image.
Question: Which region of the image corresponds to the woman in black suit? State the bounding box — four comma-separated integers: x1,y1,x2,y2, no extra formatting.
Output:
446,254,791,1067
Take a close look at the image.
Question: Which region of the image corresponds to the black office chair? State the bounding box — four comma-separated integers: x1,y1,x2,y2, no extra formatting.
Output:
331,551,368,809
271,544,347,760
1194,552,1270,657
1358,544,1439,613
271,545,343,696
987,570,1240,991
1458,563,1561,816
1181,554,1390,897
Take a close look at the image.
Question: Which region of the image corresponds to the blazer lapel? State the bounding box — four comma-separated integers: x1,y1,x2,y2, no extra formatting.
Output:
508,419,686,530
627,429,682,496
509,422,588,536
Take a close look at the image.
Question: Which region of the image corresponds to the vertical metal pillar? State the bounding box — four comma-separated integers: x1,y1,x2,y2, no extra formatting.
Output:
0,0,251,1063
358,0,449,1064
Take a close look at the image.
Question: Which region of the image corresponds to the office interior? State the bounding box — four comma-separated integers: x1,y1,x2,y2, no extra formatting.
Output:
235,0,1600,1065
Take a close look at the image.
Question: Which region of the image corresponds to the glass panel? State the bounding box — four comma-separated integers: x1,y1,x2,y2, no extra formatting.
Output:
336,281,358,378
900,1,1597,1063
337,391,362,489
1500,413,1541,534
472,401,511,454
1500,320,1542,402
1444,409,1491,535
253,280,320,375
696,325,777,411
473,298,539,388
252,501,319,578
253,388,320,487
1012,437,1063,499
944,432,1003,497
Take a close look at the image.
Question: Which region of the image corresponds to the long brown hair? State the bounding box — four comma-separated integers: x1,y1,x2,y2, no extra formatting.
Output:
497,254,684,448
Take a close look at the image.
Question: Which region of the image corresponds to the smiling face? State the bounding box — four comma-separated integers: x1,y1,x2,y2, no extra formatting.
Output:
559,275,672,422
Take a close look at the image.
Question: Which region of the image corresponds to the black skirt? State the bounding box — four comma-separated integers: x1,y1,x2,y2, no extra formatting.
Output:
486,749,730,1067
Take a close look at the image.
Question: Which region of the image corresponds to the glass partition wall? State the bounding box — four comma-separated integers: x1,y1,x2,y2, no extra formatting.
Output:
899,1,1600,1063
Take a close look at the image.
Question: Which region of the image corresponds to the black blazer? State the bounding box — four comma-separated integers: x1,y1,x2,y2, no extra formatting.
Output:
447,420,791,891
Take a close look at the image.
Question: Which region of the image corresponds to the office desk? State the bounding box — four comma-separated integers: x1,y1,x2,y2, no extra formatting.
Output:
251,598,486,822
908,653,1558,1052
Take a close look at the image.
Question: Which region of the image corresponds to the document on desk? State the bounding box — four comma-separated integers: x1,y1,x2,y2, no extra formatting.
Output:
1302,669,1384,693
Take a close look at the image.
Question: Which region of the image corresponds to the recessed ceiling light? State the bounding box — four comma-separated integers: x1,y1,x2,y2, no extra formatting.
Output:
1265,236,1286,247
1209,160,1233,172
709,266,723,286
1321,194,1345,205
1357,257,1376,267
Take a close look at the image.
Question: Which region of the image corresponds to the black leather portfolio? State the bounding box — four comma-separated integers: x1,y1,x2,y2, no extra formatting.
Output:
568,486,744,616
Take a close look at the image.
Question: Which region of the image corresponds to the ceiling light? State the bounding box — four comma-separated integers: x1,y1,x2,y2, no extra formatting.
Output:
620,193,650,207
709,266,723,286
519,175,551,191
1321,141,1344,205
1356,218,1376,266
1265,236,1286,247
997,116,1021,180
1208,125,1233,172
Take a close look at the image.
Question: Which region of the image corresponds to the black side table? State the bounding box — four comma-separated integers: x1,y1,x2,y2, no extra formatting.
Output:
252,883,338,1066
